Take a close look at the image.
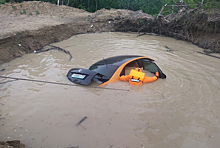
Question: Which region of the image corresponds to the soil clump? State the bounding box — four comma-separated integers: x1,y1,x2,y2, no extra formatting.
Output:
0,1,219,64
0,140,25,148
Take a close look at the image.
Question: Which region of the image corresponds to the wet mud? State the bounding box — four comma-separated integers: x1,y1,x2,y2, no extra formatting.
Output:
0,32,220,148
0,140,25,148
0,2,219,65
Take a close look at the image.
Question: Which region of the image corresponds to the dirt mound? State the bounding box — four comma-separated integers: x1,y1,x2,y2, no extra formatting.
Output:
162,8,220,52
95,8,153,20
0,1,87,16
0,1,92,39
0,1,219,64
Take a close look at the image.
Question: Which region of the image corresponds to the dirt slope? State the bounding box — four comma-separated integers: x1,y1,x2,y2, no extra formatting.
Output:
0,1,219,64
0,1,154,64
163,8,220,53
0,1,91,39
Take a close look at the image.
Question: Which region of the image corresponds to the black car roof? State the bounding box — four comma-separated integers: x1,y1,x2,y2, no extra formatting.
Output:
90,55,154,67
88,55,154,79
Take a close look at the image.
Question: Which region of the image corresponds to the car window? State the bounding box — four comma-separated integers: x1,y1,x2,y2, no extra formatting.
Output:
120,61,140,76
89,64,119,79
140,59,158,73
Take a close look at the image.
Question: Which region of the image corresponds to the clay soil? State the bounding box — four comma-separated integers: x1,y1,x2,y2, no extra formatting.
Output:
0,1,219,64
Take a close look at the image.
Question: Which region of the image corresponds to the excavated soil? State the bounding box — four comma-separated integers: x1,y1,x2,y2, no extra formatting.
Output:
0,1,219,64
0,2,219,148
0,140,25,148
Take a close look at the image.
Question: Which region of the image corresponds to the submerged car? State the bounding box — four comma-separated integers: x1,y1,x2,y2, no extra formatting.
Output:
67,55,166,86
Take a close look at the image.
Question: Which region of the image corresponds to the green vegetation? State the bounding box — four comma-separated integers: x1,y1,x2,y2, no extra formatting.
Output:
29,12,32,16
20,4,22,8
163,0,220,14
12,5,17,10
139,19,144,24
195,12,199,17
36,10,39,15
87,14,91,21
20,8,26,14
22,8,26,14
0,0,5,4
2,0,220,16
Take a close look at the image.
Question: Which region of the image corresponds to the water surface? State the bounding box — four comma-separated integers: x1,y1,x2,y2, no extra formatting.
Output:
0,32,220,148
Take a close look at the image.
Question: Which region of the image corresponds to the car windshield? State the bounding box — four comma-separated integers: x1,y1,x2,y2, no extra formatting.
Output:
89,64,119,79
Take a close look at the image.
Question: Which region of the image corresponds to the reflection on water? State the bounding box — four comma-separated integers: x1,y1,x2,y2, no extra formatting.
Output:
0,32,220,148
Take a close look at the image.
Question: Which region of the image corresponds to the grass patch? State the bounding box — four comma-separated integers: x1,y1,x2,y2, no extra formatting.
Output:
12,5,17,10
22,8,26,14
20,9,26,15
36,10,39,15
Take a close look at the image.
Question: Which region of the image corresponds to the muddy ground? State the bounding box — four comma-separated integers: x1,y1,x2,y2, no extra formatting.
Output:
0,2,220,148
0,1,219,64
0,140,25,148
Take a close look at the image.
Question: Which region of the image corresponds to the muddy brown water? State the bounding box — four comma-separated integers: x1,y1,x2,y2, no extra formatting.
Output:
0,32,220,148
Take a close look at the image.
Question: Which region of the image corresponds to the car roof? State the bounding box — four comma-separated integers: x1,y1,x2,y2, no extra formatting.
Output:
90,55,154,67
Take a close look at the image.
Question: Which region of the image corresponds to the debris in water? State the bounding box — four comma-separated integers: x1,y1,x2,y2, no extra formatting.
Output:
197,51,220,59
77,116,87,126
35,45,72,61
136,33,159,37
136,33,146,37
140,142,144,148
164,45,174,52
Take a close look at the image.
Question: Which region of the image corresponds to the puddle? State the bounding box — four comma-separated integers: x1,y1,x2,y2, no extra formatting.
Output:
0,32,220,148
